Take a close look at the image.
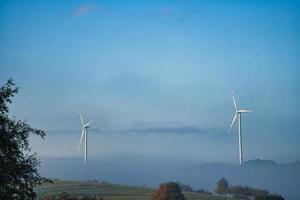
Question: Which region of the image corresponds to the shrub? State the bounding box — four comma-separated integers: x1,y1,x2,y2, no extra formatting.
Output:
153,182,186,200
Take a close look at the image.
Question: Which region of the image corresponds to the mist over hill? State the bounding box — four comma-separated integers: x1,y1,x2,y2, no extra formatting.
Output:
39,156,300,200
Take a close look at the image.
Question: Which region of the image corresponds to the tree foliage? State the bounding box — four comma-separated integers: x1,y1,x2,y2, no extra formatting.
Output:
214,177,284,200
228,185,270,199
255,194,285,200
0,78,48,200
153,182,186,200
214,177,229,197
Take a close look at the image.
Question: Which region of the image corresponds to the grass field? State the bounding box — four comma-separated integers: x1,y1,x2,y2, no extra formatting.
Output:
35,179,223,200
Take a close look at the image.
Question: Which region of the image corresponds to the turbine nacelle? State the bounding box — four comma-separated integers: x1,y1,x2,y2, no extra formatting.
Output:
83,120,93,128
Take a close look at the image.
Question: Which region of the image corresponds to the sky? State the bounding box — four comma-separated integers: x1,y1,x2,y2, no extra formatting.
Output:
0,0,300,164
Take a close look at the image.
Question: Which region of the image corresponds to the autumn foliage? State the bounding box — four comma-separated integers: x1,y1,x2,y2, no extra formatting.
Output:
152,182,186,200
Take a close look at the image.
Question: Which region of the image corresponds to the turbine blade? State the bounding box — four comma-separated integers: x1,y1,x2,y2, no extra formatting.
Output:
79,110,84,127
232,91,238,111
84,120,93,128
239,109,252,113
78,129,85,150
228,113,237,134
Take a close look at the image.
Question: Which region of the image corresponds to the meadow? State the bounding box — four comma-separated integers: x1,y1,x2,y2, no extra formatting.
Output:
35,179,222,200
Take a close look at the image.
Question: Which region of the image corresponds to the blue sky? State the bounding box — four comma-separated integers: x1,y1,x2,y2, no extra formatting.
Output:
0,0,300,163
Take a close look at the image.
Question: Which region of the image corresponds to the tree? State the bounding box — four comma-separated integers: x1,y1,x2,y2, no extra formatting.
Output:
0,78,48,200
214,178,229,198
256,194,285,200
153,182,186,200
229,185,246,199
250,187,269,199
228,185,270,199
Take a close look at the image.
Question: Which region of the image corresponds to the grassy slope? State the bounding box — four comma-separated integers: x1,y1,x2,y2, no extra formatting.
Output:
35,180,222,200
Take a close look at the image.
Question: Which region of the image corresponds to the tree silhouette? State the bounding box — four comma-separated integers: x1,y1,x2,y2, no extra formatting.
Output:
0,78,48,200
214,178,229,198
153,182,186,200
256,194,284,200
229,185,269,199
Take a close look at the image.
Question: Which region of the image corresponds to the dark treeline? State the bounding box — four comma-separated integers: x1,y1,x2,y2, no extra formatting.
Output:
176,181,212,195
215,177,284,200
41,192,103,200
176,178,284,200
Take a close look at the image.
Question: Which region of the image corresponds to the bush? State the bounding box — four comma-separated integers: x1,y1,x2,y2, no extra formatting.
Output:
153,182,186,200
256,194,284,200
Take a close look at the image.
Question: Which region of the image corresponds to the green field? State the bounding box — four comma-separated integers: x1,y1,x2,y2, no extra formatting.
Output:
35,180,222,200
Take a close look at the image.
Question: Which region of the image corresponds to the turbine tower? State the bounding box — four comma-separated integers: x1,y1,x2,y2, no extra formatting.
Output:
78,111,93,164
228,92,251,165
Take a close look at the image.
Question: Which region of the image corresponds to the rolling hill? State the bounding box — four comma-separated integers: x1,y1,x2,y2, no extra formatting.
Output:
34,179,222,200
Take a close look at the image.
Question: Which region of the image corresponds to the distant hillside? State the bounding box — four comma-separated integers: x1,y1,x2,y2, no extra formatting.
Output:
39,157,300,200
34,179,222,200
244,158,277,166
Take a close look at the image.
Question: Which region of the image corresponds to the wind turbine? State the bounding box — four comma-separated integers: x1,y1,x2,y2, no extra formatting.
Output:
78,111,93,164
228,92,251,165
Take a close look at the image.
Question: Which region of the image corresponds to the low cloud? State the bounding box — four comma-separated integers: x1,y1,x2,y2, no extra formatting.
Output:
142,8,200,22
74,3,102,16
126,126,205,134
73,4,198,21
45,120,220,135
130,120,206,134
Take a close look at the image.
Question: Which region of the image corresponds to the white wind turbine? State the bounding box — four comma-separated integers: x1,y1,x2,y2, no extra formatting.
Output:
228,92,252,165
78,111,93,164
